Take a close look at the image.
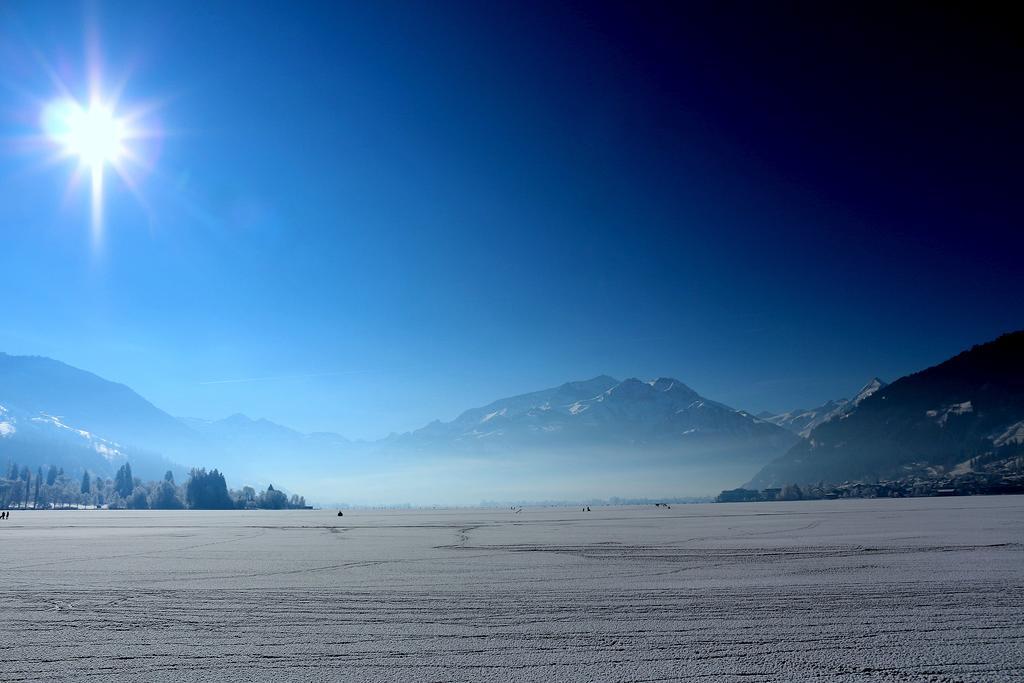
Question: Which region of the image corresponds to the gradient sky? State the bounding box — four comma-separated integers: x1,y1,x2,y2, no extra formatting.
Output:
0,2,1020,439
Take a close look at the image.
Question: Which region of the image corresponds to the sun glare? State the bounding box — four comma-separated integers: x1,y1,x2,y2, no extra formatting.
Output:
62,102,123,167
43,98,130,170
22,26,164,248
39,92,150,243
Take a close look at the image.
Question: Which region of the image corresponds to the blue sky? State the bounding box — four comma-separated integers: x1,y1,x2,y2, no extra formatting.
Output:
1,2,1020,439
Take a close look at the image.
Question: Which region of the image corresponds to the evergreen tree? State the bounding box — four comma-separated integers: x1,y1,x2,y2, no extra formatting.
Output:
10,480,24,509
46,465,58,486
114,463,134,498
258,484,288,509
164,470,175,484
185,469,233,509
81,471,91,495
150,480,185,509
128,486,149,509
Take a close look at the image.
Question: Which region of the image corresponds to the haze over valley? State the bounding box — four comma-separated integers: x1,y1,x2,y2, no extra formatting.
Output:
4,331,1022,505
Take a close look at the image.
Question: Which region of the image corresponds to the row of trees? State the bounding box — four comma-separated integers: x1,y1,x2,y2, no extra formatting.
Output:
0,462,307,510
0,462,99,510
183,469,306,509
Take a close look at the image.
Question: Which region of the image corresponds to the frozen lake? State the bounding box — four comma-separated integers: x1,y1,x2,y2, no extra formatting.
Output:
1,496,1022,681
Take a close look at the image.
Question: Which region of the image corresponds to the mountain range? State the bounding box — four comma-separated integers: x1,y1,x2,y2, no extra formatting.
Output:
0,354,189,480
391,375,797,455
0,355,798,500
748,332,1024,488
3,330,1023,502
757,378,886,438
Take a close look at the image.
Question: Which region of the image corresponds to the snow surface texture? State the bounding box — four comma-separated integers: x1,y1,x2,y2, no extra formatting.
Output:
1,497,1022,681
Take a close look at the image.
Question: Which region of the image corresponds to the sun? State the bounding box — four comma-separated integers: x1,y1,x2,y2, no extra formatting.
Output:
44,98,129,170
24,28,163,248
40,93,149,242
62,103,126,169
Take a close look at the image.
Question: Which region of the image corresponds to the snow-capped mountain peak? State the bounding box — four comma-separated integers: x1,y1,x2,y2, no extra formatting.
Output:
852,377,887,406
397,375,799,459
761,378,888,438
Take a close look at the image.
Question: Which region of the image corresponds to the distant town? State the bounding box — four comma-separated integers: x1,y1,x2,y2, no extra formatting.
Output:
718,460,1024,502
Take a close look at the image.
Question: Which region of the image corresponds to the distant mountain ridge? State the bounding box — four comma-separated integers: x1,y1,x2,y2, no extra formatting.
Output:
748,332,1024,488
10,332,1021,501
390,375,799,458
761,378,887,438
1,355,800,498
0,353,195,448
0,354,189,479
180,413,351,477
0,399,181,480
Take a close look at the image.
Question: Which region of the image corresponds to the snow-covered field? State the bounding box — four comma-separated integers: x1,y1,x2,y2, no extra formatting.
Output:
1,497,1022,681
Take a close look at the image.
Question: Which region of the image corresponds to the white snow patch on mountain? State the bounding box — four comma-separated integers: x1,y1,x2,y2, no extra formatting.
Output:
852,378,886,406
568,402,588,415
993,420,1024,447
32,413,94,439
481,408,507,423
25,412,126,459
926,401,974,425
93,442,121,461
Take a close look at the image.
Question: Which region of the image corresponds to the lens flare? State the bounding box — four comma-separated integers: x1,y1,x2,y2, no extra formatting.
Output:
41,95,141,239
44,99,128,169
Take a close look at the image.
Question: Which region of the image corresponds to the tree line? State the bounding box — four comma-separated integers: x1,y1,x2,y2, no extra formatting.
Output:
0,462,307,510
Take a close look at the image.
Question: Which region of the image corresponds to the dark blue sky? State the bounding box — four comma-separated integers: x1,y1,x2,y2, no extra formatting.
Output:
0,2,1020,438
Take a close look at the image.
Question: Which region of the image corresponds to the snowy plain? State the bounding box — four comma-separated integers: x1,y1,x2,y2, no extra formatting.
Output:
1,496,1022,681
